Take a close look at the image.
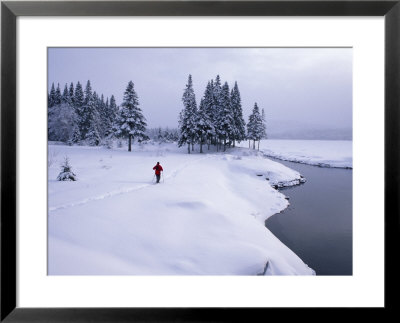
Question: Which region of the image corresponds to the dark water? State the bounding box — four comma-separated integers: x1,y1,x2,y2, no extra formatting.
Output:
265,159,352,275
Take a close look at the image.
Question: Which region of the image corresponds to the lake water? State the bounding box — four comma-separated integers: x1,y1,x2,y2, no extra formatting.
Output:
265,159,352,275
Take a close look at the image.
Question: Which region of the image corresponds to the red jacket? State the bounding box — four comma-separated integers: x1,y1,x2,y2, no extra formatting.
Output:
153,164,163,175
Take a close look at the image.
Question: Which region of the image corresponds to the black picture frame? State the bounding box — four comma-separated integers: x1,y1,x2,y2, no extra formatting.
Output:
1,0,399,321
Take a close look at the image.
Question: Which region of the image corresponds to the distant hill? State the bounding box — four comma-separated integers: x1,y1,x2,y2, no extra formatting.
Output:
266,119,352,140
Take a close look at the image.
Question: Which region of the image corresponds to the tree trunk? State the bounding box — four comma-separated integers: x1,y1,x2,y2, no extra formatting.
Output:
253,140,255,150
188,143,190,154
223,138,226,152
200,141,203,153
128,135,132,152
249,140,250,148
258,140,260,150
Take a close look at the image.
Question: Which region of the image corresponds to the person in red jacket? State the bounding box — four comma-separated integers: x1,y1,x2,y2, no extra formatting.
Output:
153,162,163,183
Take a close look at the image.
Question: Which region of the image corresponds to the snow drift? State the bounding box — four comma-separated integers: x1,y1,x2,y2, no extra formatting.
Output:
48,142,315,275
239,139,352,169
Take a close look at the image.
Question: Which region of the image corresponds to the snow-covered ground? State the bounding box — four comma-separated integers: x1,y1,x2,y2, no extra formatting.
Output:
48,142,314,275
239,139,352,169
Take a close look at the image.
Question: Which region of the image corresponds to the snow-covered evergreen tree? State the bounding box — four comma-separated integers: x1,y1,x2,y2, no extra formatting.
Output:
61,83,72,105
178,74,198,154
69,123,81,145
54,83,62,106
103,97,111,137
196,98,209,153
247,103,263,149
82,81,102,145
48,83,56,108
106,95,119,139
114,81,148,151
231,81,246,146
74,81,85,137
80,80,93,138
201,81,216,150
109,95,118,123
57,156,77,181
261,108,267,140
74,81,84,109
48,83,57,139
212,75,223,149
86,118,101,146
218,82,235,151
98,94,110,138
69,82,75,106
92,91,105,138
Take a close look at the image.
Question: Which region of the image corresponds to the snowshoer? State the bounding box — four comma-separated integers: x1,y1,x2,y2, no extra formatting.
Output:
153,162,163,183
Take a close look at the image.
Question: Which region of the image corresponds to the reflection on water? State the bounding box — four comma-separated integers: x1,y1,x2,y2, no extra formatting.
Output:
265,160,352,275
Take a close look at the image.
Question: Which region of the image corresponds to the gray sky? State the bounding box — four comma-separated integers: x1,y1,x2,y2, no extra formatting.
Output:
48,47,352,138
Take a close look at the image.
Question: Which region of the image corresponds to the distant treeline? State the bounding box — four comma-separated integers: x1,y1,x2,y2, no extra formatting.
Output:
147,127,179,143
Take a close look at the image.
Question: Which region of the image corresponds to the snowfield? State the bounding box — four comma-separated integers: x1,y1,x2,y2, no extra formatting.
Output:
48,142,315,275
239,139,352,169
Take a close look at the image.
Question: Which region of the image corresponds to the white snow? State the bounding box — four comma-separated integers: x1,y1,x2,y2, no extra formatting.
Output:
239,139,352,168
48,142,315,275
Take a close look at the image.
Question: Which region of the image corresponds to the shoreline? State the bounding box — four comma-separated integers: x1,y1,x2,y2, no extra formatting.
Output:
260,151,352,170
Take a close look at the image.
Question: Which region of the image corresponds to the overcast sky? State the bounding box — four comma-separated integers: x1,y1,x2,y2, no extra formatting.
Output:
48,47,352,137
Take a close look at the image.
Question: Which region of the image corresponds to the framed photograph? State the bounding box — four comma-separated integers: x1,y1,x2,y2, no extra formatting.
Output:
1,0,399,321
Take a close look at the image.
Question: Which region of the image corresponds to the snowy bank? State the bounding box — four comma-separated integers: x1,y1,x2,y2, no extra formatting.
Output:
48,142,315,275
239,139,352,169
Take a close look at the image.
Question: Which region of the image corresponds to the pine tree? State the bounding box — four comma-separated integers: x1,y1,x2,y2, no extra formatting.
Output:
212,75,223,150
69,122,81,145
261,108,267,140
247,103,263,149
218,82,235,151
48,83,57,139
82,81,101,145
92,91,105,138
69,82,75,105
178,74,198,154
202,81,216,150
114,81,148,151
48,83,56,108
98,94,108,138
109,95,118,122
107,95,118,138
61,83,71,105
74,81,85,137
57,156,77,181
80,80,93,138
54,83,62,106
103,97,111,137
231,81,246,146
196,99,208,153
86,118,101,146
